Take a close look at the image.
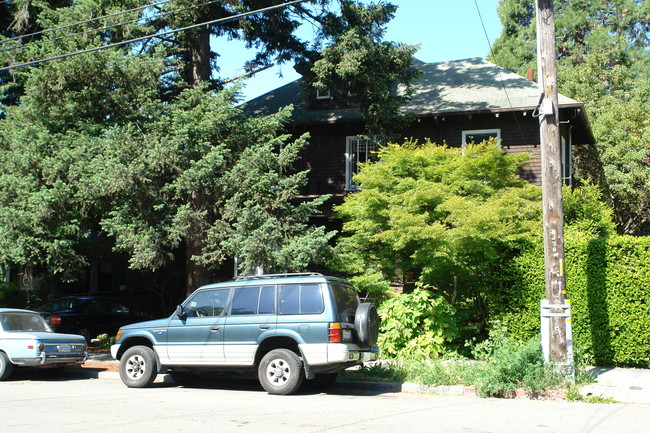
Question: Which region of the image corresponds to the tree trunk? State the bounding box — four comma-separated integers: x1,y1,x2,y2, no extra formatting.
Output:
183,26,214,296
185,234,212,296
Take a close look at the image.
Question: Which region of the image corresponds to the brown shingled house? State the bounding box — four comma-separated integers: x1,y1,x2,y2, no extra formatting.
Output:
243,57,593,204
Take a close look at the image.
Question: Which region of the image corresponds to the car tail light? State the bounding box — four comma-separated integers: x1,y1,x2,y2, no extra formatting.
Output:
329,322,342,343
49,315,62,325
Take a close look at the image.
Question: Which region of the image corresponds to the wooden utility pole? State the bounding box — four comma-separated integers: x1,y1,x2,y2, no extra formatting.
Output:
535,0,572,370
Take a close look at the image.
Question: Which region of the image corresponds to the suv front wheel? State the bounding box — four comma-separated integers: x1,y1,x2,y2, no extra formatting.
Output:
258,349,304,395
119,345,158,388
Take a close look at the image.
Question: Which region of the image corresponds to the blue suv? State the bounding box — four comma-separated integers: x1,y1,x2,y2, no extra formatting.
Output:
111,273,379,394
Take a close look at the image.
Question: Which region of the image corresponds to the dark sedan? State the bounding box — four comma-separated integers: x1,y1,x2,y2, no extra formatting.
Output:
36,297,151,343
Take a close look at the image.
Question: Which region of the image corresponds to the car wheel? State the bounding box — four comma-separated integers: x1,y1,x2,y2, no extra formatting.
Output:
354,303,379,348
119,346,158,388
258,349,304,395
0,351,13,381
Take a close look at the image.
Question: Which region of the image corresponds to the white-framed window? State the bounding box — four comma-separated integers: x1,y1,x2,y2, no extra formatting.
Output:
316,87,331,100
346,136,377,191
462,129,501,147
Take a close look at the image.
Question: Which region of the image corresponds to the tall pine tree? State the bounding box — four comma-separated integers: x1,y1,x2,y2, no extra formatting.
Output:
0,1,419,293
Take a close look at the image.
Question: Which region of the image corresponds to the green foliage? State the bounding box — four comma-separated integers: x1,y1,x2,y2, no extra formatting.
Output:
378,285,458,359
332,138,542,330
0,0,416,290
94,86,336,276
563,182,616,237
490,0,650,234
566,388,616,404
96,333,116,351
492,233,650,368
310,1,421,139
344,330,581,398
473,336,569,398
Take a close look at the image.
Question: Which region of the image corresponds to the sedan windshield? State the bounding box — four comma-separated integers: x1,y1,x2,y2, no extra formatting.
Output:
0,313,51,332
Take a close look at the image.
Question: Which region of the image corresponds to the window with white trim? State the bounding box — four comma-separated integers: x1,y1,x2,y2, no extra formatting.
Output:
346,136,377,191
462,129,501,147
316,87,331,100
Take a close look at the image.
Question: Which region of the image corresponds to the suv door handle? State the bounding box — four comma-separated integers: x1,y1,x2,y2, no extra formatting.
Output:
259,324,270,330
210,325,220,331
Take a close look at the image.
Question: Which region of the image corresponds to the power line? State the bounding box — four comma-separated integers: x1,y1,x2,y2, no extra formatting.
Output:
1,0,310,72
1,0,222,53
473,0,528,147
0,0,172,45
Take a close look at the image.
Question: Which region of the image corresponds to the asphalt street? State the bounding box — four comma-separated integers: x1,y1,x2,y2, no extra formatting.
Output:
1,370,649,433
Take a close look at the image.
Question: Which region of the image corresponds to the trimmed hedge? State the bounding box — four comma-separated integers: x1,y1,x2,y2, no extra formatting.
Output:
491,233,650,368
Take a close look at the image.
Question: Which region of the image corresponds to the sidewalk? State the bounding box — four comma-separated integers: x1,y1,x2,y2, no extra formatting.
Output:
83,352,650,404
580,367,650,404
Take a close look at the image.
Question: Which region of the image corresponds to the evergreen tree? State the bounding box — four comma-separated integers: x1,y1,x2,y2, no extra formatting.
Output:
0,1,418,292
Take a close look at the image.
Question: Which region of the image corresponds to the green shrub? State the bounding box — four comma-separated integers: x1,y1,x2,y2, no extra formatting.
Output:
378,285,458,359
491,233,650,367
96,333,116,350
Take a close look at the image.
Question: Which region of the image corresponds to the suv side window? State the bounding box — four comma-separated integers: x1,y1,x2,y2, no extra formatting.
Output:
279,284,324,315
231,285,277,315
231,286,260,315
258,285,276,314
185,288,230,317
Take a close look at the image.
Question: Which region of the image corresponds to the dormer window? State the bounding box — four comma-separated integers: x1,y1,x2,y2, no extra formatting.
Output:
316,87,331,100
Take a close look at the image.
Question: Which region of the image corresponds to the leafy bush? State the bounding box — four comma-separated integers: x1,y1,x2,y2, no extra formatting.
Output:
378,285,458,359
332,139,542,304
491,233,650,367
96,333,116,350
471,326,566,397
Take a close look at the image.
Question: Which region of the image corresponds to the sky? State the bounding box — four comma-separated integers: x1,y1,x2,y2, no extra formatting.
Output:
216,0,503,101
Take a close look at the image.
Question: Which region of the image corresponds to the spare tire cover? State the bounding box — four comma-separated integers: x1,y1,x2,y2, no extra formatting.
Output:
354,303,379,348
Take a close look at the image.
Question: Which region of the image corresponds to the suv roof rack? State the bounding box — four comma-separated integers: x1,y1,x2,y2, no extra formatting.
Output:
234,272,324,281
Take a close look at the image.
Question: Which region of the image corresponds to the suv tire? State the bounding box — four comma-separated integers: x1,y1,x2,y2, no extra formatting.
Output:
355,303,379,348
258,349,304,395
120,346,158,388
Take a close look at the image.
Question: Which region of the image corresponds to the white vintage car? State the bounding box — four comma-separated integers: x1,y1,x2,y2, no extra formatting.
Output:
0,308,87,380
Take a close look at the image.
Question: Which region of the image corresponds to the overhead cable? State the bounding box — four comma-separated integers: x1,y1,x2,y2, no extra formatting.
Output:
0,0,172,45
0,0,310,72
1,0,222,53
473,0,528,146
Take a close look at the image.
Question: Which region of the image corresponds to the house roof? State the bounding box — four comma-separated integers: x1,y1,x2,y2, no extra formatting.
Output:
242,57,593,142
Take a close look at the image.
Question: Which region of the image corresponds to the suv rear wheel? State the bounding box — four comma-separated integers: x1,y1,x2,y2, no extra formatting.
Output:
119,345,158,388
258,348,304,395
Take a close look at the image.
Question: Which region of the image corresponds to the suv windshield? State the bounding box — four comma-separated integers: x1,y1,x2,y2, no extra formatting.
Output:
331,283,360,324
